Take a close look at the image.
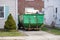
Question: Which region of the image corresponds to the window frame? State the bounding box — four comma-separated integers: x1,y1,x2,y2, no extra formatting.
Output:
0,5,5,19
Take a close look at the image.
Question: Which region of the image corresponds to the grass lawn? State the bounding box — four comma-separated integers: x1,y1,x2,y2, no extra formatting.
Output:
0,30,24,36
41,27,60,35
48,28,60,35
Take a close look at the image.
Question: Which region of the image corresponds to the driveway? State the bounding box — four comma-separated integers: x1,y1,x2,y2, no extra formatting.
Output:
0,30,60,40
20,30,55,36
19,30,60,40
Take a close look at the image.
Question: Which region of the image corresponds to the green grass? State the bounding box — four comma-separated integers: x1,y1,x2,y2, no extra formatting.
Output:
48,28,60,35
41,27,60,35
41,27,48,31
0,30,24,36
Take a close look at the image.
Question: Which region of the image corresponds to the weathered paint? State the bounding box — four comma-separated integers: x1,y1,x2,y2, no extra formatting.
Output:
0,0,18,29
44,0,60,27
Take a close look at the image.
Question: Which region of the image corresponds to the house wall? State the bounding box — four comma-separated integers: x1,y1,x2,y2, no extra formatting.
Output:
44,0,60,27
0,0,18,29
18,0,44,15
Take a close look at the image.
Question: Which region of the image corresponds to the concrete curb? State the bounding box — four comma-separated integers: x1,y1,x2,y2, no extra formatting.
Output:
0,36,59,40
0,36,26,40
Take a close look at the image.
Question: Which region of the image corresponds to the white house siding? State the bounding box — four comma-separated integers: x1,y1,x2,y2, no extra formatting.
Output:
44,0,60,27
0,0,18,29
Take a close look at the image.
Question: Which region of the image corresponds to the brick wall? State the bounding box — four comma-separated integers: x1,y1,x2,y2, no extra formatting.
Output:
18,0,44,15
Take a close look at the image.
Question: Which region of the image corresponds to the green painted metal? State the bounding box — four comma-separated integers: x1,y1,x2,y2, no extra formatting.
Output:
36,14,44,27
23,14,30,28
21,14,44,28
30,14,37,28
30,15,36,24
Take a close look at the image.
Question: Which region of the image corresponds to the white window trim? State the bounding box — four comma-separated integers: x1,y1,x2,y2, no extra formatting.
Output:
0,5,5,19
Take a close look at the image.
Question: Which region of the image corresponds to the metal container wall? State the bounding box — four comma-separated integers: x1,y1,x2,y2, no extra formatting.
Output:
30,14,37,28
23,14,30,28
36,14,44,27
20,14,44,29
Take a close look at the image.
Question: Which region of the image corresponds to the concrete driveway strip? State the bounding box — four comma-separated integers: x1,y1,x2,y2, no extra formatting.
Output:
19,30,60,40
25,36,60,40
21,31,55,36
0,31,60,40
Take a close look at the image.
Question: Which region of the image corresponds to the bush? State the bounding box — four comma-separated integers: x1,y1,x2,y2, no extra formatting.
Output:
4,14,16,31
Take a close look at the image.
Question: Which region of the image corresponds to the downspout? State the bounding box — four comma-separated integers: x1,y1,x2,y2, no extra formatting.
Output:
16,0,18,30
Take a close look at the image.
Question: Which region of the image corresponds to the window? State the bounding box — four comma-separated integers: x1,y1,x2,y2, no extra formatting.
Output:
25,0,34,1
0,6,4,18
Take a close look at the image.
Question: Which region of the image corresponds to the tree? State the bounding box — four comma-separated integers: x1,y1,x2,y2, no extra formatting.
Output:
4,14,16,31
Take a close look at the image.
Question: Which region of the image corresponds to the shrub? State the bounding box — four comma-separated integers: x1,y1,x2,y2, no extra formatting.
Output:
4,14,16,31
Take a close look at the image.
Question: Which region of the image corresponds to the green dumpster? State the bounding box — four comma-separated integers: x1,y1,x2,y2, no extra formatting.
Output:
30,14,37,28
36,14,44,27
19,14,44,30
23,14,30,28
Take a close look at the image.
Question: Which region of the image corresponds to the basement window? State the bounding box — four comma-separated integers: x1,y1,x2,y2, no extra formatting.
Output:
0,6,4,18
